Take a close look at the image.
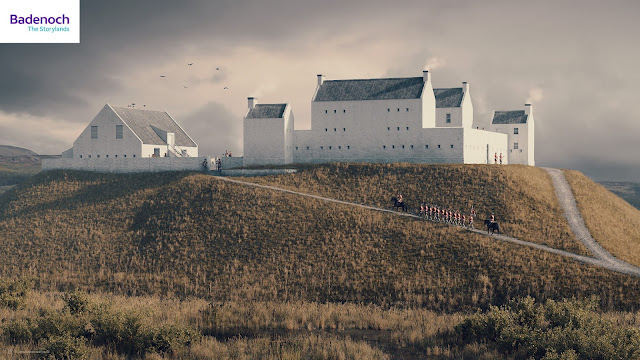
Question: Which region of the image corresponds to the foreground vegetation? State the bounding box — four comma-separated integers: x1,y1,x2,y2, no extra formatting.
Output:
242,163,587,255
3,281,640,359
564,170,640,268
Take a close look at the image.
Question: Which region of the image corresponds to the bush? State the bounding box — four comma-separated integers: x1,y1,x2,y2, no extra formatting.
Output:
3,319,33,344
0,277,33,310
455,296,640,359
62,290,90,315
43,334,88,360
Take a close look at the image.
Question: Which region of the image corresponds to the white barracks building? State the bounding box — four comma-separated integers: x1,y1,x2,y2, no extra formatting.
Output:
243,70,534,166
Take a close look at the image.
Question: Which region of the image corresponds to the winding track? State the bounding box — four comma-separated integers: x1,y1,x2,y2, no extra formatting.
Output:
211,172,640,277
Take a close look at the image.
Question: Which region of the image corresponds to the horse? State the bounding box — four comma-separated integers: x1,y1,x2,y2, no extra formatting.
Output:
391,197,408,212
484,219,500,234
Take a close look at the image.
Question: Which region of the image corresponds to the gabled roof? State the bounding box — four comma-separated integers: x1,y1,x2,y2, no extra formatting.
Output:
110,106,197,147
313,77,425,102
434,88,463,108
246,104,287,118
492,110,528,124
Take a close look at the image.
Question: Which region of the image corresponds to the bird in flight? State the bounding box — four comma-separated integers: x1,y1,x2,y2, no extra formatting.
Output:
224,87,229,90
188,63,194,66
216,67,220,71
183,85,188,88
159,75,166,78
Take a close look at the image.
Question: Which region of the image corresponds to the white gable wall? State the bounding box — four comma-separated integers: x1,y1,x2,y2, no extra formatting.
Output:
72,104,143,159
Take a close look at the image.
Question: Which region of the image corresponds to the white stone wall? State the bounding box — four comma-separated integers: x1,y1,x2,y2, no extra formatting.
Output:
435,107,462,128
42,157,208,173
462,128,509,164
491,122,533,166
141,144,198,158
72,104,143,159
243,106,293,166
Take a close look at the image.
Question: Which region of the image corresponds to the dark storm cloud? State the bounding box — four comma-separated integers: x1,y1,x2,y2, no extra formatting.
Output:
179,101,241,158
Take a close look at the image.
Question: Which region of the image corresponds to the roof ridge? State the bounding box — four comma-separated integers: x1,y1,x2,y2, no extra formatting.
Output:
324,76,422,82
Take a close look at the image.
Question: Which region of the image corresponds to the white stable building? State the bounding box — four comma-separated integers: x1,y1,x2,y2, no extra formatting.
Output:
64,104,198,160
243,70,534,167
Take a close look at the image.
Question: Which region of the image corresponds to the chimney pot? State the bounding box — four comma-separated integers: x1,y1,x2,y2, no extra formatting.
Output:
317,74,324,86
462,81,469,93
524,103,532,117
423,70,431,83
248,97,257,110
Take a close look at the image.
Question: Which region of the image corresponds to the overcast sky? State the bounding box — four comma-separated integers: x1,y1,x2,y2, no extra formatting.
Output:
1,0,639,181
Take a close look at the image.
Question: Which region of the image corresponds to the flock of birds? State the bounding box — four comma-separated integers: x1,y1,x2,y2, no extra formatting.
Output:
127,62,228,108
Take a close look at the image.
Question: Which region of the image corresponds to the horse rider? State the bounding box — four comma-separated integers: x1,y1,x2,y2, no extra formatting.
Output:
397,194,403,204
490,213,495,224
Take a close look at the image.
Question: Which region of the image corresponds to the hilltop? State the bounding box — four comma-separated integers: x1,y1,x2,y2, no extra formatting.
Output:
0,145,42,193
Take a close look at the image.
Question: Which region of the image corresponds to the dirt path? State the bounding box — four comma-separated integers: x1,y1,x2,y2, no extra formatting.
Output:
544,167,640,275
211,174,640,277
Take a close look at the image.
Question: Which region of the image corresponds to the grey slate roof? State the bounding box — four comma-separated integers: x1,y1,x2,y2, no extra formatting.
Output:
492,110,528,124
110,106,197,147
313,77,424,102
434,88,463,108
246,104,287,118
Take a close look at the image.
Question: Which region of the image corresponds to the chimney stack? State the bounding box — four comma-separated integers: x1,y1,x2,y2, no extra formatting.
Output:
462,81,469,94
524,103,532,117
317,74,324,86
423,70,431,83
248,97,257,109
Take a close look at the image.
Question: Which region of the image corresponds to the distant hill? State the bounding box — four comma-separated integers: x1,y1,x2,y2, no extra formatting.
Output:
599,181,640,210
0,145,42,193
3,165,640,312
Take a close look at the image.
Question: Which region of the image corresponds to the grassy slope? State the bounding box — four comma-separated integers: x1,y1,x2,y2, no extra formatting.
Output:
565,170,640,267
1,170,640,312
241,163,587,255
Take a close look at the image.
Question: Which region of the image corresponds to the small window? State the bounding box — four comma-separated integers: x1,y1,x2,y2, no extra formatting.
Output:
106,155,109,158
425,145,429,149
383,145,386,149
514,143,519,150
115,155,118,158
329,146,332,150
116,125,123,139
320,146,324,150
402,145,405,149
295,146,298,150
397,108,400,112
133,155,136,158
306,146,310,150
387,108,390,112
79,155,82,158
347,146,350,150
410,145,414,149
325,128,328,132
338,146,342,150
91,126,98,139
392,145,395,149
124,155,126,158
514,128,519,134
397,127,400,131
88,155,91,158
325,110,328,114
333,110,337,113
343,128,346,131
334,128,336,132
343,109,346,113
387,127,390,131
438,145,441,149
446,113,451,123
406,108,409,112
406,127,409,130
451,144,454,148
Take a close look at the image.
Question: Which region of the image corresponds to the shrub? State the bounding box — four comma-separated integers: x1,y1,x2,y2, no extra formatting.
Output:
0,277,33,310
42,334,88,360
3,319,33,344
62,290,90,315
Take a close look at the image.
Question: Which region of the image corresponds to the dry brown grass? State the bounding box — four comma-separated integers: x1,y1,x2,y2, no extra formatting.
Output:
241,163,587,255
564,170,640,267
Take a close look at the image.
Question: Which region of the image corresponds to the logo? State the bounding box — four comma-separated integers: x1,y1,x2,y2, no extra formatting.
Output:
0,0,79,43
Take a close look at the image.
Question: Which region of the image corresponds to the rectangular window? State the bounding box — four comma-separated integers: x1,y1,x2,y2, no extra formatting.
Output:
402,145,405,149
343,128,346,131
333,110,337,113
91,126,98,139
115,155,118,158
387,127,390,131
425,145,429,149
446,113,451,123
343,110,346,113
410,145,414,149
406,108,409,112
320,146,324,150
325,128,328,132
397,108,400,112
397,127,400,130
514,143,519,149
96,155,100,158
116,125,123,139
392,145,395,149
106,155,109,158
387,108,390,112
325,110,328,114
306,146,310,150
406,127,409,130
438,145,441,149
338,146,342,150
79,155,82,158
383,145,386,149
133,155,136,158
295,146,298,150
124,155,126,157
451,144,454,148
514,128,519,134
347,146,350,150
334,128,336,132
329,146,332,150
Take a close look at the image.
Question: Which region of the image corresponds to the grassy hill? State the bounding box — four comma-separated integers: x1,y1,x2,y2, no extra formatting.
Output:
0,145,42,194
565,170,640,267
3,165,640,358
